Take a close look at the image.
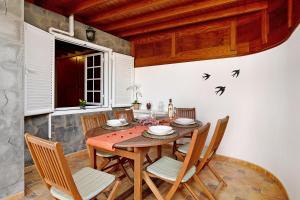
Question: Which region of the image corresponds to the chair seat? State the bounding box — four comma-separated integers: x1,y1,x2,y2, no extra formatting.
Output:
96,150,115,158
178,143,207,158
146,156,196,183
50,167,115,200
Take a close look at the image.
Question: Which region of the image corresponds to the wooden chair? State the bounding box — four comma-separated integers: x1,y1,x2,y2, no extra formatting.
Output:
176,116,230,198
142,123,212,200
173,107,196,153
25,133,120,200
113,109,134,122
175,107,196,119
81,113,133,183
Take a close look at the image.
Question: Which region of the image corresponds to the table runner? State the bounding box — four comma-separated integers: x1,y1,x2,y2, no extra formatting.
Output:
87,126,148,151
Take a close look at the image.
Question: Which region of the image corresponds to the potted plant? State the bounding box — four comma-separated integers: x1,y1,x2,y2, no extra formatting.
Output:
79,99,87,109
127,84,142,110
132,99,141,110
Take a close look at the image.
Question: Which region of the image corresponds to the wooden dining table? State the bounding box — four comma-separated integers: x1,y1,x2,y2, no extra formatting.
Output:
86,121,202,200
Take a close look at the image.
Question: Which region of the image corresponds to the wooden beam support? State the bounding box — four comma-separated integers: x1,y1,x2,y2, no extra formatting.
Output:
230,20,237,51
118,2,268,38
88,0,170,24
131,42,135,57
101,0,238,32
171,33,176,57
67,0,106,15
288,0,293,28
261,9,269,44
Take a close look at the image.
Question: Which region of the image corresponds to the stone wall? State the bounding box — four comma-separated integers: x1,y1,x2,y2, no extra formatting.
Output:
24,110,119,166
24,114,49,166
0,0,24,197
51,111,114,154
24,2,131,55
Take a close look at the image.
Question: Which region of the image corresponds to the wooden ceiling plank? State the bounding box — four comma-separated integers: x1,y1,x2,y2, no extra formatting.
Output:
261,9,269,44
67,0,107,15
101,0,238,32
88,0,171,24
230,20,237,51
288,0,293,28
119,2,268,38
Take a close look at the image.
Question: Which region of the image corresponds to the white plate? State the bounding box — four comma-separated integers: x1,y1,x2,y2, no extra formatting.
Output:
107,119,128,127
148,129,175,136
149,125,172,135
135,114,149,120
174,118,196,125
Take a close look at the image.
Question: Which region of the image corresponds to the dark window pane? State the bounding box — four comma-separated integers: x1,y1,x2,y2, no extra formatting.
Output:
94,92,101,103
87,92,93,102
94,80,100,90
87,68,93,79
87,80,93,90
87,56,93,67
94,55,101,66
94,67,101,78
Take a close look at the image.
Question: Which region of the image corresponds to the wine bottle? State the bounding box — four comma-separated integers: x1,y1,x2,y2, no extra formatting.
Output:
168,99,174,119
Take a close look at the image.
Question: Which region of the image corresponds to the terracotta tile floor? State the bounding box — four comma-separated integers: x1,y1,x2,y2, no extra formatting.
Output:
24,146,288,200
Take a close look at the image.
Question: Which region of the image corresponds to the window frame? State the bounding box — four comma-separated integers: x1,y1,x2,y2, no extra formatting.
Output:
85,52,104,106
52,33,112,113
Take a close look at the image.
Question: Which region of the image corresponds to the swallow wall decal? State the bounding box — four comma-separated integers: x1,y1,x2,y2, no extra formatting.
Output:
202,73,211,80
215,86,226,96
232,69,240,78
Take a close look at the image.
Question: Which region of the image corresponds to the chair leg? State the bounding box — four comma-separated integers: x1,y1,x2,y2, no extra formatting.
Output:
172,141,177,154
183,182,200,200
97,157,110,170
174,151,185,161
193,175,216,200
107,179,120,200
207,163,227,186
146,154,153,164
118,159,133,184
128,159,134,170
142,171,164,200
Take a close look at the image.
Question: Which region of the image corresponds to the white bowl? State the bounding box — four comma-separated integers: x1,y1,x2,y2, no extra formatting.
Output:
149,125,173,135
107,119,123,127
174,118,195,125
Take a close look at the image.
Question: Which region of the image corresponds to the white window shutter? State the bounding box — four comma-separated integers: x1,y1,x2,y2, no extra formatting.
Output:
112,52,134,107
24,23,54,116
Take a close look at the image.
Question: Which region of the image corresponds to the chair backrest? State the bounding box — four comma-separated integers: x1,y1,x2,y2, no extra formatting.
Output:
196,116,229,173
175,108,196,119
176,123,210,183
113,109,134,122
81,113,108,136
25,133,82,200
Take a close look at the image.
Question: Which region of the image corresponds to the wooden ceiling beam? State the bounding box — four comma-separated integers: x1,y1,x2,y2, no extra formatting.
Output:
288,0,293,28
118,2,268,38
87,0,171,24
67,0,107,15
101,0,238,32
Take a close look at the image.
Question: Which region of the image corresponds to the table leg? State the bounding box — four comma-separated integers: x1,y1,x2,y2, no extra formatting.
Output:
134,147,146,200
87,144,97,169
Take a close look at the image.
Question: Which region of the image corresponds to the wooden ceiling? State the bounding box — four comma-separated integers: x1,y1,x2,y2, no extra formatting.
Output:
26,0,270,39
27,0,300,67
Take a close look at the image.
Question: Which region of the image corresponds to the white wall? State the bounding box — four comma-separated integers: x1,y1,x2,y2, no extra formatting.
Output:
135,27,300,199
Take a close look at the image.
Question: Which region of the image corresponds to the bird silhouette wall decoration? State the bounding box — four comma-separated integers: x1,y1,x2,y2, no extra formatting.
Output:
215,86,226,96
202,68,240,96
202,73,211,80
232,69,240,78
